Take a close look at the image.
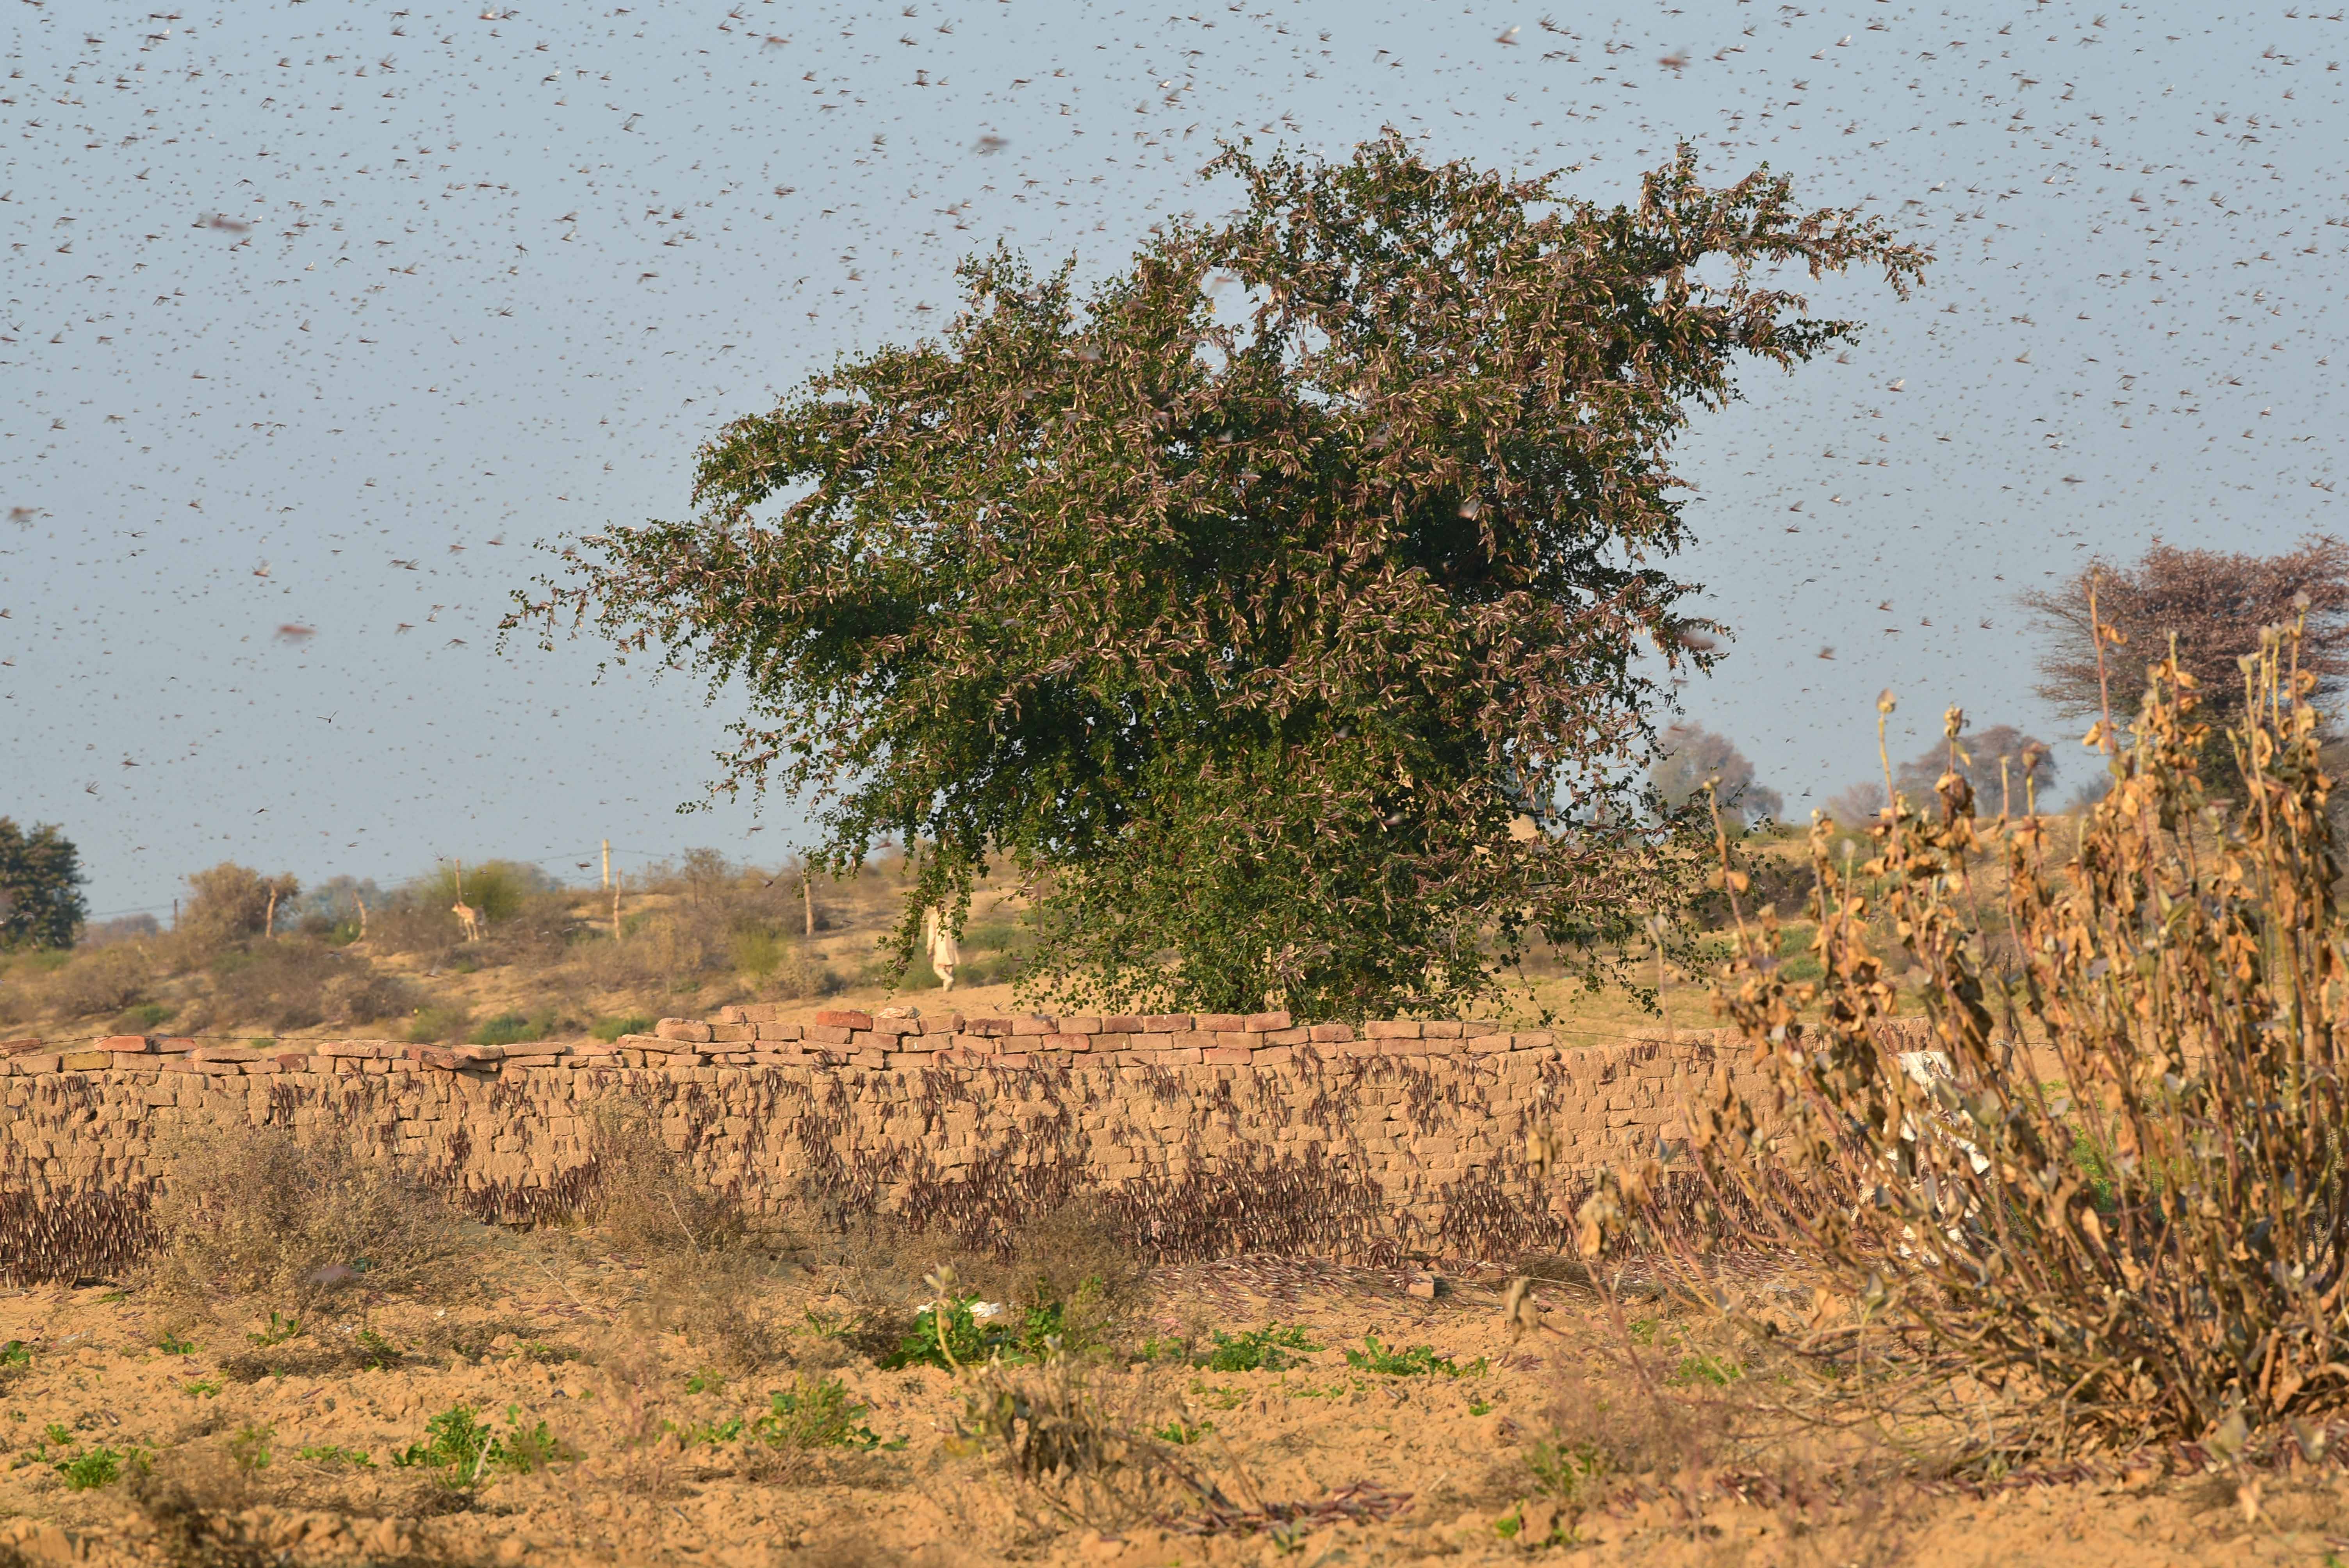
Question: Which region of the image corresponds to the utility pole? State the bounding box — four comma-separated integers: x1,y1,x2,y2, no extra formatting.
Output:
802,867,815,937
601,839,611,891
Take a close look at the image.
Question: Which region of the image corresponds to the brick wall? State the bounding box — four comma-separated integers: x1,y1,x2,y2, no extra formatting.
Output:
0,1008,1932,1276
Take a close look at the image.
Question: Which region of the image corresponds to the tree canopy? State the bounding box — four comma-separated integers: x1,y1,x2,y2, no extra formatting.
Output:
517,135,1923,1017
0,819,86,951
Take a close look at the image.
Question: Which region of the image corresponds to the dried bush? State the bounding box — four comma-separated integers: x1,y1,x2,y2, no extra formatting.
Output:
194,941,411,1032
1675,614,2349,1452
36,941,154,1018
954,1198,1149,1354
957,1357,1198,1529
180,864,301,956
586,1109,794,1369
147,1127,468,1316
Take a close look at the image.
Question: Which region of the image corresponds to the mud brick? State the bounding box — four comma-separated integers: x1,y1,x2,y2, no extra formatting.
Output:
152,1037,198,1054
12,1053,61,1074
751,1050,809,1066
734,1003,784,1024
0,1040,44,1057
96,1035,154,1054
813,1009,875,1031
1011,1016,1053,1037
849,1031,882,1050
708,1023,755,1044
1366,1020,1422,1039
1142,1014,1194,1033
1091,1033,1133,1053
1042,1034,1091,1052
245,1057,283,1074
891,1032,942,1051
655,1018,713,1044
1251,1046,1294,1067
1103,1016,1146,1034
852,1050,887,1069
1171,1030,1214,1051
1264,1027,1309,1046
194,1046,260,1063
807,1024,855,1046
1203,1046,1253,1065
503,1053,561,1068
62,1051,109,1071
1423,1020,1465,1039
1052,1015,1101,1036
1147,1047,1203,1066
966,1017,1014,1036
317,1041,381,1058
884,1052,935,1070
754,1022,804,1042
714,1005,747,1024
271,1051,313,1070
406,1046,462,1070
1463,1020,1500,1039
868,1017,920,1038
1196,1013,1245,1033
1244,1010,1292,1032
1306,1023,1355,1043
991,1052,1034,1068
453,1044,508,1063
1134,1032,1174,1051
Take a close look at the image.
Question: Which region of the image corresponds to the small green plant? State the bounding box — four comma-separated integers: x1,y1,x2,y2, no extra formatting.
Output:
244,1037,278,1051
392,1404,576,1488
467,1012,535,1047
1343,1334,1484,1378
297,1443,375,1469
355,1328,402,1370
1669,1352,1741,1388
55,1444,136,1491
182,1378,222,1399
406,1003,471,1044
684,1368,724,1395
1525,1435,1613,1506
665,1415,747,1447
247,1310,301,1347
1467,1399,1494,1416
0,1342,29,1367
1198,1325,1320,1373
591,1014,654,1043
1153,1416,1214,1445
752,1376,897,1452
155,1331,196,1356
228,1422,274,1474
118,1001,175,1030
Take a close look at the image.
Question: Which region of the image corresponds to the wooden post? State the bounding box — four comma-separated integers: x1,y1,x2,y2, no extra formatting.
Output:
355,891,369,940
802,871,814,937
601,839,611,891
265,885,279,940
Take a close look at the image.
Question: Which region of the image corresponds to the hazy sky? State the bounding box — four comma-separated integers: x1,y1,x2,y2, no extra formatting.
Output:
4,0,2340,918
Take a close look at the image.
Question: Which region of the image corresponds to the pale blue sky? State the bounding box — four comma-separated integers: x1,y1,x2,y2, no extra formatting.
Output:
4,0,2340,916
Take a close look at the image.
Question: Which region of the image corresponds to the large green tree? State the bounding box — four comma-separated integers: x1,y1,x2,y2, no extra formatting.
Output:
517,135,1923,1017
0,819,87,950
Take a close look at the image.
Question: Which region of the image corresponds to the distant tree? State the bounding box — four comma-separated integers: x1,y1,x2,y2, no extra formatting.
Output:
1822,780,1887,827
519,134,1922,1017
2020,537,2349,767
418,860,552,928
1893,723,2060,816
1649,725,1782,826
181,863,301,950
0,819,86,950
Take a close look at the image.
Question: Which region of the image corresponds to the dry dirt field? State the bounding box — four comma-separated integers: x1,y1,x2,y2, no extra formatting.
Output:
1,1220,2340,1568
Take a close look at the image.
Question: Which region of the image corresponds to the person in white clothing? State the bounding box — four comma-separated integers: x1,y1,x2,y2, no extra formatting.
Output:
923,906,962,991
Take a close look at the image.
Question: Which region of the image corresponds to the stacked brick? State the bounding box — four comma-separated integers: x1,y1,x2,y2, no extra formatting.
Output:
0,1014,1932,1261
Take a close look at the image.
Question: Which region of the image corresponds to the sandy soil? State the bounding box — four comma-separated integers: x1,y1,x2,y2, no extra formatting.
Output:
0,1233,2337,1568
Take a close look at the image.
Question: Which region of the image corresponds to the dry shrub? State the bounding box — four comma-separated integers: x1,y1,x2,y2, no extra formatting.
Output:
1674,613,2349,1455
957,1357,1199,1530
36,941,154,1018
146,1126,467,1316
956,1197,1150,1352
586,1108,794,1370
194,940,412,1032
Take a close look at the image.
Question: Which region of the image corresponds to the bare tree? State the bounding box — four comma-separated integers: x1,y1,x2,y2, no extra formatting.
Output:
2019,536,2349,732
